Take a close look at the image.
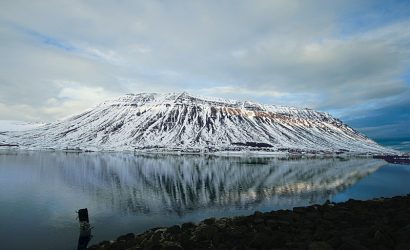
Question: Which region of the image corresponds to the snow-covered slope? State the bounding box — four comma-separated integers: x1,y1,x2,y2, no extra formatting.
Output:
0,120,44,132
0,92,394,154
0,120,44,146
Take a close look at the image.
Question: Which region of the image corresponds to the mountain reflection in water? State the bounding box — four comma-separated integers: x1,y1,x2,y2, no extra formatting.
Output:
2,152,386,215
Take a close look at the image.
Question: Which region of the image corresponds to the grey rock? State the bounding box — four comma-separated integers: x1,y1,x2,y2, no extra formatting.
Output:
160,241,183,250
166,225,182,235
309,241,334,250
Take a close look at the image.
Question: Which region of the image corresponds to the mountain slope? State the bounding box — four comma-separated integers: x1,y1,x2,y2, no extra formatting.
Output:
2,92,393,154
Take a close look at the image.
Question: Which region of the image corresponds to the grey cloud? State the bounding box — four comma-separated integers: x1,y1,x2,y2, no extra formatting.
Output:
0,0,409,122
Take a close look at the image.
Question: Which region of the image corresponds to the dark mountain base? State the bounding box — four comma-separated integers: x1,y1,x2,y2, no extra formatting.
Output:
374,155,410,164
88,195,410,250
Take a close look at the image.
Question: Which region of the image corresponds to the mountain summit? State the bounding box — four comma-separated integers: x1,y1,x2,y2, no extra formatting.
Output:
2,92,392,154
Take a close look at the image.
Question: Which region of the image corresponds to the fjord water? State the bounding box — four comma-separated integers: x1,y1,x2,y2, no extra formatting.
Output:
1,152,410,250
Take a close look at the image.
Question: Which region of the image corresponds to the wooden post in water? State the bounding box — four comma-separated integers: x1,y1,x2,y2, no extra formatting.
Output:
78,208,90,230
76,208,92,250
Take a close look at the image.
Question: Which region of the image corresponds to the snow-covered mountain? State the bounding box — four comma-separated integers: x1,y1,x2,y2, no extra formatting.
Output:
0,92,394,154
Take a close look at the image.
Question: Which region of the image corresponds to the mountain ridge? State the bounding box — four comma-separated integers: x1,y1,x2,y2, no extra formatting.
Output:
0,92,396,154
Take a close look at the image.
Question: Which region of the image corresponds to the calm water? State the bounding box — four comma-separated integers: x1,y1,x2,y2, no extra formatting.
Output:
1,151,410,250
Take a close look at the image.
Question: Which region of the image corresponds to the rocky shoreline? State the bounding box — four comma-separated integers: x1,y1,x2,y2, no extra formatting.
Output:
88,195,410,250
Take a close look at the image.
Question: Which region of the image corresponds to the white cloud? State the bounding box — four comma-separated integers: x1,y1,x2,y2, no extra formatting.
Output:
0,83,117,121
0,103,40,121
43,83,118,120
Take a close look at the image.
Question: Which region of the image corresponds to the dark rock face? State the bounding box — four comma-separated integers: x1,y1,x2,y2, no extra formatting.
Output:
88,195,410,250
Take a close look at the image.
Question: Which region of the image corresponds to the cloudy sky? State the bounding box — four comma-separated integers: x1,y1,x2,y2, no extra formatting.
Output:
0,0,409,143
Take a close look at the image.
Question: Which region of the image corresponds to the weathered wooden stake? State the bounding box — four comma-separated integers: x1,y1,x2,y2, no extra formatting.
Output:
77,208,91,231
76,208,92,250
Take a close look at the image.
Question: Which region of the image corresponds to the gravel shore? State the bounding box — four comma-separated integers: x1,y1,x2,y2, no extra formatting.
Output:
88,195,410,250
